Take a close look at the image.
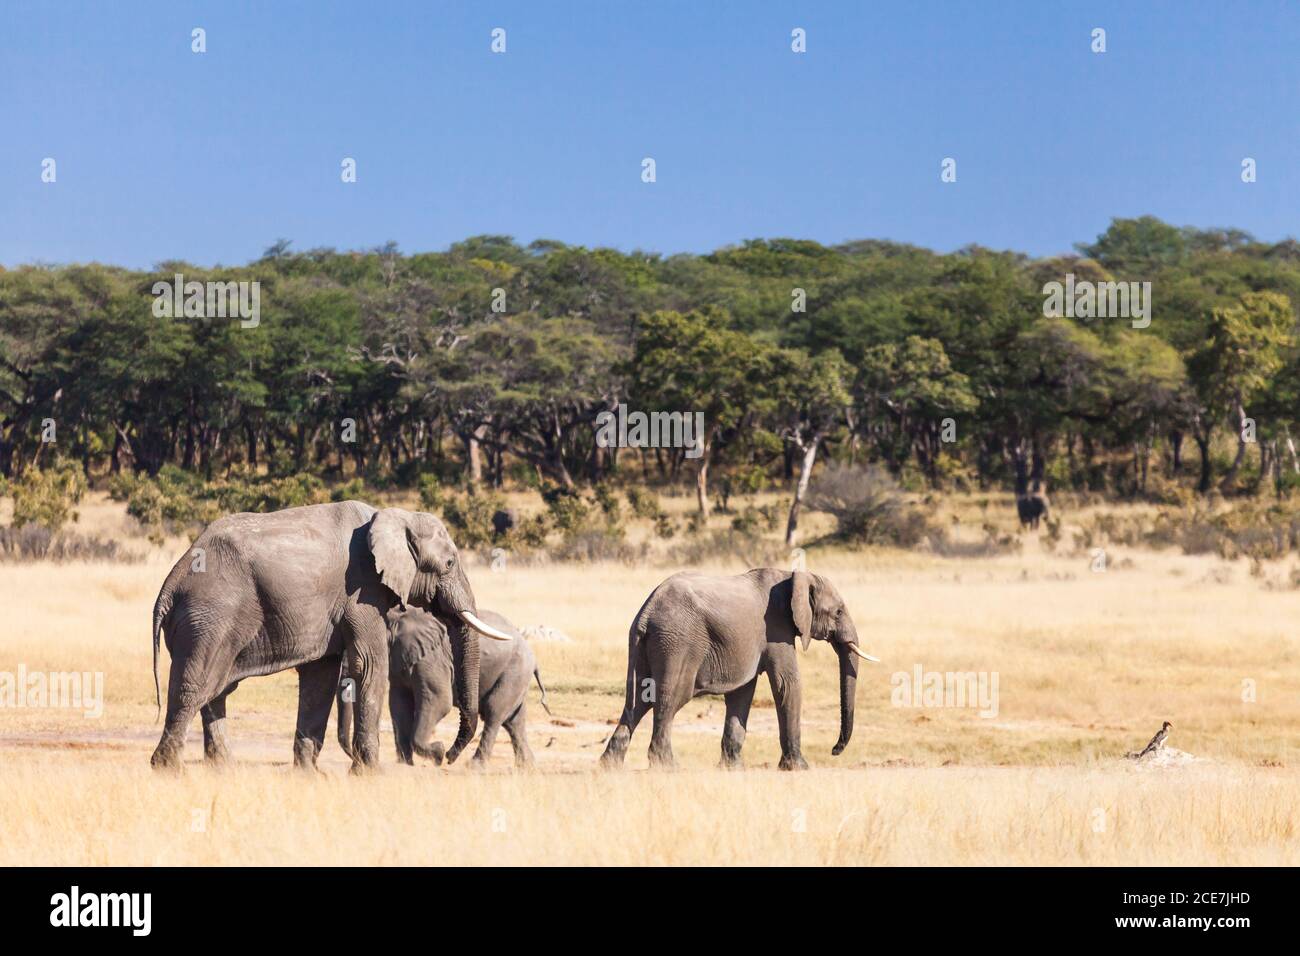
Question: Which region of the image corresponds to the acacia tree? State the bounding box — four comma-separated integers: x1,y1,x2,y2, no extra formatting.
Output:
854,336,977,483
625,308,769,517
1187,292,1294,492
773,348,850,545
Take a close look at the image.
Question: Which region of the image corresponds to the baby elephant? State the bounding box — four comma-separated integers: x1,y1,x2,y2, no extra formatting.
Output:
338,608,549,768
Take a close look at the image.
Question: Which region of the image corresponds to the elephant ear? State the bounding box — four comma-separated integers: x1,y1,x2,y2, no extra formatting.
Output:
369,508,416,607
790,571,814,651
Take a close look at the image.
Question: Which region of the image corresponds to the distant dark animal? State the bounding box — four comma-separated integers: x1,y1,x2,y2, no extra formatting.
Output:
1016,492,1048,530
1128,721,1172,760
491,508,517,539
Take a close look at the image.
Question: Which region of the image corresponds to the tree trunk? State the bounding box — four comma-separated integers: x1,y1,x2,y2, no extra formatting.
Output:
465,427,484,489
1220,400,1248,491
785,439,819,547
694,442,711,519
1195,432,1212,493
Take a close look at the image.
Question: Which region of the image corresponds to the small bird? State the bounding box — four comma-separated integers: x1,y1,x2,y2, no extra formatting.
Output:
1129,721,1172,759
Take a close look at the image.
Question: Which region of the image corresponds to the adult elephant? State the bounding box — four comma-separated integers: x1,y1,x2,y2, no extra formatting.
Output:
599,568,878,771
149,501,513,772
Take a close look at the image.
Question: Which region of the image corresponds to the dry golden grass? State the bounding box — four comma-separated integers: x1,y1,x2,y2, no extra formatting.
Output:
2,493,1299,865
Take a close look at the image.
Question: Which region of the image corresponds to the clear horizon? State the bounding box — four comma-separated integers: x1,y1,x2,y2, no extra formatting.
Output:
3,0,1297,270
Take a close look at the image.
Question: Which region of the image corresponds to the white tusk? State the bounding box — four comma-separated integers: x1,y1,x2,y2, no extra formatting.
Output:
848,645,880,663
459,610,515,642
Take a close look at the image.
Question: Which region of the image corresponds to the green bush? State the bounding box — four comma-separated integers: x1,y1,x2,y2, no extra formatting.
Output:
8,460,88,531
625,486,662,520
442,492,507,547
417,474,442,511
541,483,591,534
330,477,367,502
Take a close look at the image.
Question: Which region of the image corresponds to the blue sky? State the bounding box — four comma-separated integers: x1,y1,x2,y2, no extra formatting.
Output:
2,0,1297,268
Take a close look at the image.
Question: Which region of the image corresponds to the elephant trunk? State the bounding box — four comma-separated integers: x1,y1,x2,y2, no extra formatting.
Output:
445,627,479,764
832,644,858,756
412,738,445,765
439,564,481,764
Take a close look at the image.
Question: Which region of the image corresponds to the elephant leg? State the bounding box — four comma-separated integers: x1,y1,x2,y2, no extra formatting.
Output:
767,662,809,771
719,677,757,770
471,713,504,768
293,656,340,771
503,702,535,770
647,676,693,770
151,626,240,772
390,685,415,765
201,684,237,765
600,640,653,769
344,617,390,773
411,684,450,764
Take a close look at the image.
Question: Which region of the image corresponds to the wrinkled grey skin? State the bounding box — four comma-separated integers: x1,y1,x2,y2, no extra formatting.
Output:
338,608,548,769
600,569,864,771
1016,493,1047,529
150,501,488,773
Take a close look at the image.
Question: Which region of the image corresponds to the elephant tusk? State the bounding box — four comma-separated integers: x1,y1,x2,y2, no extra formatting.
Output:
459,610,515,642
847,645,880,663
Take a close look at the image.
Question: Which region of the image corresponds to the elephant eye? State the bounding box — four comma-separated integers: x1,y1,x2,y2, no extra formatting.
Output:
444,557,455,572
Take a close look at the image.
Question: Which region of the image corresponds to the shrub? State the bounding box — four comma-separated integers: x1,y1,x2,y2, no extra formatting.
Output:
806,463,932,547
541,483,591,534
8,460,88,531
668,528,786,567
442,492,507,547
0,524,140,563
592,482,622,523
331,477,367,503
551,529,648,565
625,486,662,520
416,474,442,511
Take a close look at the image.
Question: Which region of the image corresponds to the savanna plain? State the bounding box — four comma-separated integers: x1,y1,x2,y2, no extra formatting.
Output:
2,492,1297,866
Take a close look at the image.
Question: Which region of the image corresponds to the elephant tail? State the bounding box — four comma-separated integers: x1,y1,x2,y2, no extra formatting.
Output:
151,550,195,721
533,667,552,717
151,606,164,722
336,674,354,759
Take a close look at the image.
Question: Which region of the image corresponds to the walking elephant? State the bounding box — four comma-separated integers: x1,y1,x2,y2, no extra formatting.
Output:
149,501,514,772
599,568,878,771
1016,492,1048,529
337,607,549,768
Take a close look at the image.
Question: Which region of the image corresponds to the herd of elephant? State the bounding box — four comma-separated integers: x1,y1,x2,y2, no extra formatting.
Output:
149,501,879,773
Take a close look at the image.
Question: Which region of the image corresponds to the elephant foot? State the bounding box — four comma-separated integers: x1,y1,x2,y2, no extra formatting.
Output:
150,743,183,773
203,747,233,768
293,739,323,772
778,753,809,772
426,742,445,765
599,730,631,770
598,750,626,770
647,749,677,771
718,756,745,771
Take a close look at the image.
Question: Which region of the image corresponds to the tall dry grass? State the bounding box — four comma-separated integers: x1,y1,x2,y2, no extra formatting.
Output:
2,493,1298,864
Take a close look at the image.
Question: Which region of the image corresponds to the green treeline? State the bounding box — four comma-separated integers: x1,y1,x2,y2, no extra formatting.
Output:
2,216,1299,515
